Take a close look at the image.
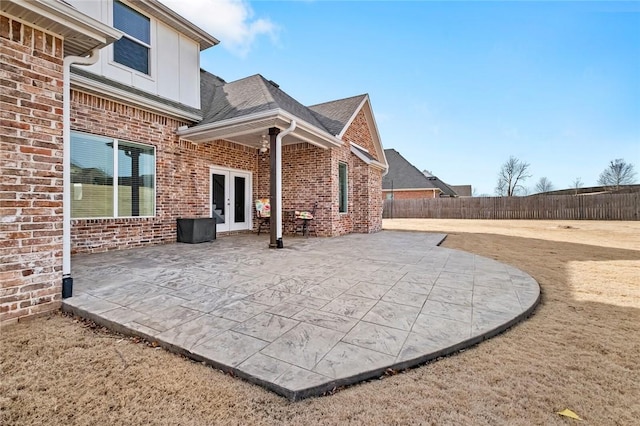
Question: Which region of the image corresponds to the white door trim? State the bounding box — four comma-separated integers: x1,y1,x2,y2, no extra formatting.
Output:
209,166,252,233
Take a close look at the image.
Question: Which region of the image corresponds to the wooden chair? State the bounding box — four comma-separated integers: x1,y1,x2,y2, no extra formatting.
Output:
255,198,270,235
295,202,317,237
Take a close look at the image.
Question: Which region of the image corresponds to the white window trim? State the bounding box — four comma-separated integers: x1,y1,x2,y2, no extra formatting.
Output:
110,0,154,79
71,131,156,220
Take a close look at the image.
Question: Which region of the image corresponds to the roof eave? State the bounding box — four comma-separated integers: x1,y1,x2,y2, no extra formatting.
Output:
4,0,123,56
177,109,344,149
71,72,203,121
135,0,219,50
350,145,388,173
337,95,389,174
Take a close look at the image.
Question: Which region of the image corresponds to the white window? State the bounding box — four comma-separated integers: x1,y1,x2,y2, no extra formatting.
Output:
339,162,348,213
113,1,150,75
71,132,155,218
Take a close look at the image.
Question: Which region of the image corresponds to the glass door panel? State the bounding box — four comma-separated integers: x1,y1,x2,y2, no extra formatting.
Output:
212,172,227,231
234,176,246,223
211,168,251,233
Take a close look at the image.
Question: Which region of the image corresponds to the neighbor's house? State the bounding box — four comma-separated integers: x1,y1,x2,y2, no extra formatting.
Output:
422,170,459,197
382,149,442,199
1,0,388,323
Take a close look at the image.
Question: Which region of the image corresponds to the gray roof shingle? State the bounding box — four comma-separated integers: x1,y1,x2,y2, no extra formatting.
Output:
424,174,458,197
308,94,367,136
199,71,329,131
382,149,440,190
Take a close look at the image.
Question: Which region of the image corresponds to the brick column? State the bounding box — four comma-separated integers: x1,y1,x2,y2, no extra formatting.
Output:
1,15,64,323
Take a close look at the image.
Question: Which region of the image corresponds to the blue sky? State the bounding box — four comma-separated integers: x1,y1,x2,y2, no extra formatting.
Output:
171,0,640,195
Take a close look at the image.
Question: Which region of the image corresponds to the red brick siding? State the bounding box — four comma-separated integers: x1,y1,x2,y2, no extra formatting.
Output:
383,189,440,200
70,91,261,252
333,107,384,235
254,143,332,236
69,94,383,246
0,15,64,323
344,109,378,160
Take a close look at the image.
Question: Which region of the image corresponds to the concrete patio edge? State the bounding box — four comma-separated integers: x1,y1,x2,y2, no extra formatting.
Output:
62,231,541,401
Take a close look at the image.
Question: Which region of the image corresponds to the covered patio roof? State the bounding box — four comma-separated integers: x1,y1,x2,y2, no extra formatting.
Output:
176,108,342,150
177,72,359,151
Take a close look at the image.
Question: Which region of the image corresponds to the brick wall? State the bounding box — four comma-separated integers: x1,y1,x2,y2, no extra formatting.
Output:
70,90,262,252
69,92,384,248
338,108,384,235
0,15,64,323
345,109,378,159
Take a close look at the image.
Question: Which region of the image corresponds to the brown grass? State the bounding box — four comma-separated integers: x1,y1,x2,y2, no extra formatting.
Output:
2,219,639,425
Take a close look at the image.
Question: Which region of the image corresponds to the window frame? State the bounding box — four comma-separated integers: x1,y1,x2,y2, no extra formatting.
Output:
112,0,152,76
71,131,156,219
338,161,348,214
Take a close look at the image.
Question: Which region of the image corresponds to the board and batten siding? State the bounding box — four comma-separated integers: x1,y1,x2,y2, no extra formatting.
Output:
67,0,201,109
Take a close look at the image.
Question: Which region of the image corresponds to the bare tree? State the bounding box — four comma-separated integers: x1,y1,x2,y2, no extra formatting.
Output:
534,177,554,194
495,156,532,196
597,159,637,190
571,177,583,195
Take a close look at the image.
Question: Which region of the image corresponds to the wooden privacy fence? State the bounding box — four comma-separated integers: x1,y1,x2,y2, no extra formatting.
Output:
383,193,640,221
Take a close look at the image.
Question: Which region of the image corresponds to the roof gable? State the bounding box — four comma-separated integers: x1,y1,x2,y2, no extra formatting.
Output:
382,149,440,190
308,95,367,137
199,73,328,131
310,95,388,173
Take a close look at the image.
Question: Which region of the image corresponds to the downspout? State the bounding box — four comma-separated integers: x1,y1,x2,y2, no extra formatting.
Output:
275,120,296,248
62,49,100,298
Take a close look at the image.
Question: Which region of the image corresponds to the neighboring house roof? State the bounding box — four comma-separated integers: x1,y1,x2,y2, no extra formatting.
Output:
451,185,472,197
309,95,368,137
422,173,458,197
382,149,440,191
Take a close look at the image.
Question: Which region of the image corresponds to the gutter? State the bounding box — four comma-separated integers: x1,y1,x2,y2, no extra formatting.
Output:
274,120,296,247
176,109,343,148
62,49,101,298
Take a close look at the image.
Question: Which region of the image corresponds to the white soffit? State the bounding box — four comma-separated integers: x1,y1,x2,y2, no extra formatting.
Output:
3,0,122,56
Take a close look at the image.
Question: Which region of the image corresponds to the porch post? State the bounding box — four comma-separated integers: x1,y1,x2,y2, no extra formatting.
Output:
269,127,280,248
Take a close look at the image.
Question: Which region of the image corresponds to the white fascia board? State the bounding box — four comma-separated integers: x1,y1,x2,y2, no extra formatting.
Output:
350,145,372,164
336,95,389,174
361,99,388,171
177,109,343,148
350,145,387,171
8,0,122,45
71,73,202,122
176,109,280,136
350,141,369,153
379,145,390,176
279,110,343,148
140,0,219,50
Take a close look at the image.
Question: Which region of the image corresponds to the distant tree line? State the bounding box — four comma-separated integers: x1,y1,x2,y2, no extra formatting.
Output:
493,157,636,196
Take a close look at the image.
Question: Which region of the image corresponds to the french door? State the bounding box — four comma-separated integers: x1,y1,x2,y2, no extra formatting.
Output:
210,167,251,233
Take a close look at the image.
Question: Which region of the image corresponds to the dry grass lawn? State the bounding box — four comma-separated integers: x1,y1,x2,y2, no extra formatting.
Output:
1,219,639,425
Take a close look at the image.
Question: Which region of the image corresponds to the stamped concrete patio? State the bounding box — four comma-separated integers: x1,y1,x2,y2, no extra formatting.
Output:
62,231,540,400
